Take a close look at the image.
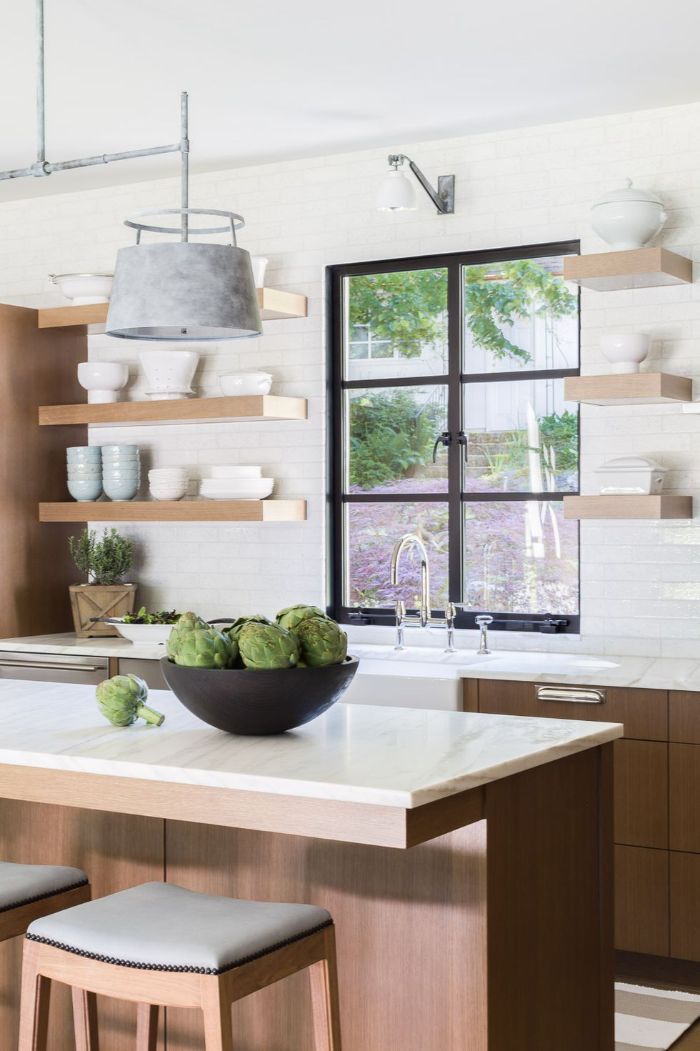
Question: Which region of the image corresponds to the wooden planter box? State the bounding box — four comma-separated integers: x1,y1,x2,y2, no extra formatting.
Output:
69,583,137,638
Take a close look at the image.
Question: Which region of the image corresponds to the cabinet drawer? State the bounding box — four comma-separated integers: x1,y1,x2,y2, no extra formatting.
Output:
615,846,669,956
670,852,700,962
670,744,700,853
477,680,667,741
614,740,668,849
670,692,700,744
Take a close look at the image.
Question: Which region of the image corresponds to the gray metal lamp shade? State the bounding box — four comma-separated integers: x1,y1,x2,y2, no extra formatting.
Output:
105,243,262,341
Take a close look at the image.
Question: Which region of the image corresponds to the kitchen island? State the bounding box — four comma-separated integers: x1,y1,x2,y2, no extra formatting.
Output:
0,679,621,1050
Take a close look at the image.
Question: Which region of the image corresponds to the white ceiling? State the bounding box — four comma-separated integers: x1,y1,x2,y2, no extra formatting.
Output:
0,0,699,199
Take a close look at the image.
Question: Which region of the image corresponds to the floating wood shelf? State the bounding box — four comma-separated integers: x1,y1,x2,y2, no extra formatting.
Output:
563,248,693,291
564,495,692,520
565,373,693,405
38,394,308,427
37,287,308,329
39,500,307,523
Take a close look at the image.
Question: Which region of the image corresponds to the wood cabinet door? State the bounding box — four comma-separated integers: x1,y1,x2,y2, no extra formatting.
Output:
615,845,669,957
476,680,667,741
670,744,700,853
670,852,700,963
670,692,700,744
614,740,668,849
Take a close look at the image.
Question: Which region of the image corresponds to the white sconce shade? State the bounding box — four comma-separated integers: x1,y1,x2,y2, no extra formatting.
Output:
376,169,417,212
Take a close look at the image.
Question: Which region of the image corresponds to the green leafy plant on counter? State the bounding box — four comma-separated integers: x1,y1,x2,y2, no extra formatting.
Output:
96,675,164,727
122,607,181,625
69,528,134,585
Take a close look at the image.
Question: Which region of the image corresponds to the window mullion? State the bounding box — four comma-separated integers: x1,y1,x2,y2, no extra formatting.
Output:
447,260,463,607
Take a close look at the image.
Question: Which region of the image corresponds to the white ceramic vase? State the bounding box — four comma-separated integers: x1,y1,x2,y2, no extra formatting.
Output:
77,361,129,403
600,334,650,374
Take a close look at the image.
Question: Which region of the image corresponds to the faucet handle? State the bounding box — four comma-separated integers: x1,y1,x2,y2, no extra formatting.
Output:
475,614,493,627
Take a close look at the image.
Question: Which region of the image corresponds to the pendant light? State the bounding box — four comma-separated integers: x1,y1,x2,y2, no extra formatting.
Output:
106,94,262,341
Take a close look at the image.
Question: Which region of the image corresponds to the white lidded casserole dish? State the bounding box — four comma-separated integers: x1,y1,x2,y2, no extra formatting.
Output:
595,456,666,495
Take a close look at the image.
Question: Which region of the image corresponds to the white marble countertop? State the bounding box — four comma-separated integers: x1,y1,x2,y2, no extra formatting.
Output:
3,633,700,693
0,679,621,808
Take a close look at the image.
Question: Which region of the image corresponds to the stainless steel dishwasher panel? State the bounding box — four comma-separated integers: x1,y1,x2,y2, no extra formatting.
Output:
118,657,167,690
0,651,109,685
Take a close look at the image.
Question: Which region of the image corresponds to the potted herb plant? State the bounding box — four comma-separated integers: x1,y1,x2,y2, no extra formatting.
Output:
68,527,137,638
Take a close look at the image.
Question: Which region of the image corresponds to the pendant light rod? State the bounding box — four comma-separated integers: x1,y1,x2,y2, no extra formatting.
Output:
36,0,45,164
0,0,186,183
180,91,189,243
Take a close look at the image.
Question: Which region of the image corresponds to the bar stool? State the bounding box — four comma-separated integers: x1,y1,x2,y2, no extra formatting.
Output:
19,880,342,1051
0,861,89,942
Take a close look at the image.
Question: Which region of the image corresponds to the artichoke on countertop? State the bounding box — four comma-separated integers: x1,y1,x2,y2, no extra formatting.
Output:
96,674,164,727
238,621,300,670
275,604,330,632
296,617,347,668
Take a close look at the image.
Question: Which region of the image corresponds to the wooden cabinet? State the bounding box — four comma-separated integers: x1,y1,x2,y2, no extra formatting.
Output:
671,852,700,963
670,692,700,745
670,744,700,853
477,680,667,741
614,740,668,849
615,846,669,957
474,678,679,967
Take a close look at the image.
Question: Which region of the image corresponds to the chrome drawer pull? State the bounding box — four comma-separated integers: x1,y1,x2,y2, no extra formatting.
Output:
0,660,104,673
536,686,605,705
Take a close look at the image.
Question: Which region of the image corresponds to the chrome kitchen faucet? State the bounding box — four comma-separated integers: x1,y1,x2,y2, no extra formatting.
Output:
390,533,457,652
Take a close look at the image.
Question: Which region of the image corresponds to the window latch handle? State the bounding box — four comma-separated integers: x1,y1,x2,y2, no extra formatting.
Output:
432,431,451,463
456,430,468,462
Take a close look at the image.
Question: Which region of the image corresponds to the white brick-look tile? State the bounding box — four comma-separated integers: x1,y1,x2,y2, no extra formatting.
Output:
1,101,700,652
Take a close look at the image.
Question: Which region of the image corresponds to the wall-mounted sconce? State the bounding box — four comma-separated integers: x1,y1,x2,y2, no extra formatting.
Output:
376,154,455,214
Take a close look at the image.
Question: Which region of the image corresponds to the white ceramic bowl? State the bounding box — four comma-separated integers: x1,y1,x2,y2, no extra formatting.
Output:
139,351,199,392
600,334,650,374
200,478,274,500
51,273,113,305
219,371,272,397
67,478,103,501
209,466,262,479
111,622,174,645
77,361,129,404
149,469,188,481
101,445,139,458
67,446,101,462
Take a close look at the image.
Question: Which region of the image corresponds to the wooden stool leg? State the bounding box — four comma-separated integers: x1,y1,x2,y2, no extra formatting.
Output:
309,927,342,1051
136,1003,159,1051
72,988,100,1051
18,943,51,1051
201,977,234,1051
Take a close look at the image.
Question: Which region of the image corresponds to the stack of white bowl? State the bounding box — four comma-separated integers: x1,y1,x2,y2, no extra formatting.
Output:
66,446,102,502
149,468,189,501
200,466,274,501
102,445,141,502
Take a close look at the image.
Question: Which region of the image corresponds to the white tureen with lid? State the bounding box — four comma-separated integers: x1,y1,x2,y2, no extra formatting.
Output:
596,456,666,495
591,179,667,250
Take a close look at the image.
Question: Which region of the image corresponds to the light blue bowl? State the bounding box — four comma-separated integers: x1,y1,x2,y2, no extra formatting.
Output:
67,478,103,501
102,469,141,481
68,468,102,479
67,447,101,462
101,445,139,458
103,478,139,501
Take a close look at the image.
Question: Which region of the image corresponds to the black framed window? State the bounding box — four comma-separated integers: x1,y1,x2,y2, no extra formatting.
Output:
328,240,581,633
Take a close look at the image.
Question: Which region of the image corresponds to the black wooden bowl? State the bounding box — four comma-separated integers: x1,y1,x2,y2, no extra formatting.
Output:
160,656,359,735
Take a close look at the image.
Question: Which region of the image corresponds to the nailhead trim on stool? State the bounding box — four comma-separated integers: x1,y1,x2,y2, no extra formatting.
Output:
0,880,89,915
26,918,333,975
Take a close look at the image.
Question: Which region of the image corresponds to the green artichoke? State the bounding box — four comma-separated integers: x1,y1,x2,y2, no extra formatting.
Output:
238,622,300,670
166,611,209,659
296,617,347,667
96,675,164,727
275,604,330,632
169,625,236,669
226,614,270,645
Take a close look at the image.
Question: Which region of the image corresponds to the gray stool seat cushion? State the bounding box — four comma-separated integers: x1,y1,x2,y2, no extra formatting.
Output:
27,881,332,975
0,861,88,913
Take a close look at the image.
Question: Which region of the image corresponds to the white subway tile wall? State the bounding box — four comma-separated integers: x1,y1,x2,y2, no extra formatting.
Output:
0,101,699,653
